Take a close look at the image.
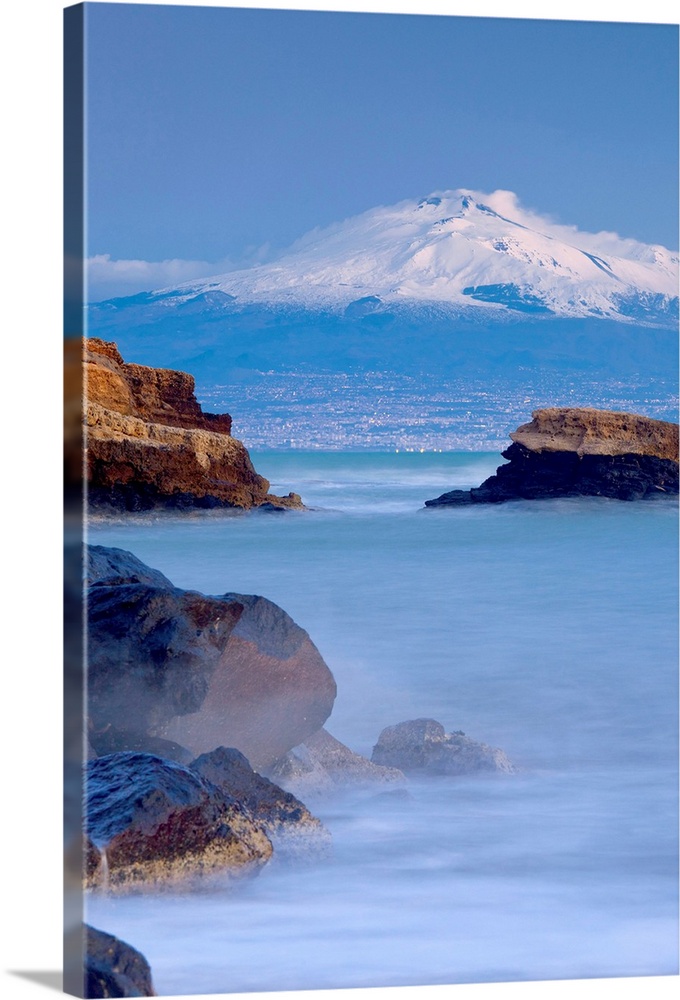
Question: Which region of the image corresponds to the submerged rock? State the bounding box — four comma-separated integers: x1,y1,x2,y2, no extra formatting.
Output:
426,407,679,506
371,718,516,776
85,337,303,511
85,925,156,997
85,752,273,889
267,727,406,799
86,546,337,770
190,746,331,858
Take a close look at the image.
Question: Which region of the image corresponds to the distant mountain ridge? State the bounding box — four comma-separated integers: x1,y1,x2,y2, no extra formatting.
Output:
94,188,678,328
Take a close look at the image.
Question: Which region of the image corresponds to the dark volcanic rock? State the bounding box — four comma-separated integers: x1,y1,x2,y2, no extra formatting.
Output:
86,546,337,771
426,407,679,506
162,594,337,770
371,719,516,776
85,337,304,511
86,752,272,889
85,925,156,997
191,746,331,857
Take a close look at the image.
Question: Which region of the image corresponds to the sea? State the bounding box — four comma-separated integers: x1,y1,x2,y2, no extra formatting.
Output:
85,450,679,995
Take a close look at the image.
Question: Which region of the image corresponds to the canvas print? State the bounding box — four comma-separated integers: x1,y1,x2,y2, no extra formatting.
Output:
64,3,679,997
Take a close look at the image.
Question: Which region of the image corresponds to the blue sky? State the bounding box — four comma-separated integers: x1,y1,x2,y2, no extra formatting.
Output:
83,3,679,297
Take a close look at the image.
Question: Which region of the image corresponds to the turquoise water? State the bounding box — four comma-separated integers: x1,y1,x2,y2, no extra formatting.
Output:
86,452,678,992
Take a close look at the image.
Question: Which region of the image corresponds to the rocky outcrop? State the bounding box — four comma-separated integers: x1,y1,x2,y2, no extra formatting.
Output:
85,925,156,997
267,728,406,799
87,546,337,771
85,752,273,889
371,719,516,776
85,337,233,434
85,337,303,510
162,593,338,771
190,746,331,858
426,407,679,506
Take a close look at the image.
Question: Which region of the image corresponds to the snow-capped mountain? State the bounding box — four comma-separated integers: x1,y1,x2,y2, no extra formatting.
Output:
146,189,678,326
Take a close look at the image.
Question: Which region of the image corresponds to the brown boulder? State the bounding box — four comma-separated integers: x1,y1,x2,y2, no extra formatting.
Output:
87,547,337,772
87,580,244,749
162,594,338,771
84,337,303,510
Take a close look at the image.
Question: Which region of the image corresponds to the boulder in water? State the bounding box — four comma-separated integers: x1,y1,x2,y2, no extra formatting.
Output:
162,593,338,770
86,546,337,770
190,746,331,858
267,727,406,799
371,718,515,776
85,752,273,889
87,580,243,753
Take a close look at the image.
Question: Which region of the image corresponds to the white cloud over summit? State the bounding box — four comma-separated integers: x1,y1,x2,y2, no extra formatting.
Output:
427,189,674,260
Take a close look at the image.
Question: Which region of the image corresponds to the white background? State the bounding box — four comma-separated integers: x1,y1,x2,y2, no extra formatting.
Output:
0,1,677,998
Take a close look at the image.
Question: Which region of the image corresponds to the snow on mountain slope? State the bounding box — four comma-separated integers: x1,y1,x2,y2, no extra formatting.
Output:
149,189,678,325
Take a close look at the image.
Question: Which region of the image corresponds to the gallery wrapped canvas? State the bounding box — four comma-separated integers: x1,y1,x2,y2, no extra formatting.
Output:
64,2,679,998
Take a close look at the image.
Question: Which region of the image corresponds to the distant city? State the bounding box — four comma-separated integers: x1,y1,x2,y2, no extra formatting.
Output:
198,371,678,451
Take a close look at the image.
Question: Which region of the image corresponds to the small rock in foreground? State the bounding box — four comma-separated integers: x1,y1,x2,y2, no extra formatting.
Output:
85,924,156,997
190,745,332,859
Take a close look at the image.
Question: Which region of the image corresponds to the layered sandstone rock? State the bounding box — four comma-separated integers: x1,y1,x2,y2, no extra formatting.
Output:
85,338,303,510
509,407,679,460
426,407,679,506
87,546,337,772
